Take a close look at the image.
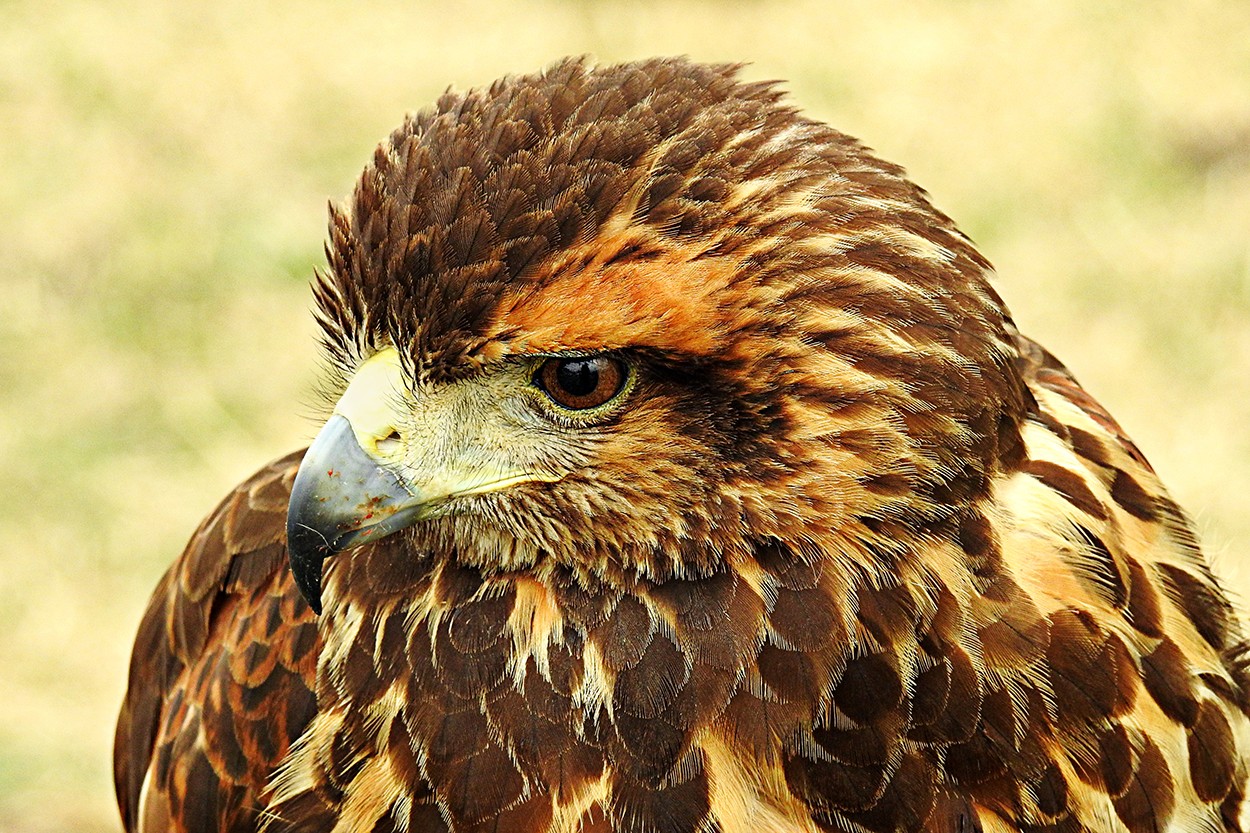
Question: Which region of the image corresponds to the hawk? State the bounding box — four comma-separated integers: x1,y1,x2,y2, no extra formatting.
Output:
115,57,1250,833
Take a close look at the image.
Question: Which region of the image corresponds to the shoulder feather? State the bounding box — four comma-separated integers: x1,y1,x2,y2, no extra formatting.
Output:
114,451,322,833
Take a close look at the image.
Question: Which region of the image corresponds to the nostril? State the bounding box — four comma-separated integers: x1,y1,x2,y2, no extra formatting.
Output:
376,429,402,456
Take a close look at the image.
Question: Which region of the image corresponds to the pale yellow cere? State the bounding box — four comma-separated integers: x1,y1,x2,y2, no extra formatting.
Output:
334,347,409,460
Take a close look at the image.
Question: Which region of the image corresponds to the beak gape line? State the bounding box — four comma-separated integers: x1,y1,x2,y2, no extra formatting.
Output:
286,414,425,613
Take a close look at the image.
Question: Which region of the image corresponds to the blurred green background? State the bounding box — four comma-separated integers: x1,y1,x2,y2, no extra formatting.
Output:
2,1,1248,829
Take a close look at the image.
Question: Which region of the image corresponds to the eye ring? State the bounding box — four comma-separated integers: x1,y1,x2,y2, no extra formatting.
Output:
533,356,629,411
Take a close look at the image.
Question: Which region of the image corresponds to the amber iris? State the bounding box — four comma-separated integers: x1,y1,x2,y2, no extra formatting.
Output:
535,356,627,410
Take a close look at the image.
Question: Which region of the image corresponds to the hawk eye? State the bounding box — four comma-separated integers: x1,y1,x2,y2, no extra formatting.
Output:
534,356,627,411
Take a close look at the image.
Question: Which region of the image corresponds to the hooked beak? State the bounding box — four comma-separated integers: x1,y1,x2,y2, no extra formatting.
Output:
286,414,429,613
285,346,560,614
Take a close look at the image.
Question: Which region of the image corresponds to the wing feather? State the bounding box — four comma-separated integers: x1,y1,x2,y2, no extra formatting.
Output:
114,451,321,833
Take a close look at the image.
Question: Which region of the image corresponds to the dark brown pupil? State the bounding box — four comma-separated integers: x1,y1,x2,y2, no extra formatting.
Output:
555,359,599,397
536,356,626,410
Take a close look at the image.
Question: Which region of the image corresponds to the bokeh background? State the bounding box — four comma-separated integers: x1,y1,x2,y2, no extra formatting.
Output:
2,1,1248,829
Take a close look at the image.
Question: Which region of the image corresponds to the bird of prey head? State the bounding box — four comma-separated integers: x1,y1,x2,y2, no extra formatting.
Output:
116,57,1250,833
287,57,1027,617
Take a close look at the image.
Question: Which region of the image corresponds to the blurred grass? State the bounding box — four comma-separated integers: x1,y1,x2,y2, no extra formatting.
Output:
2,0,1248,829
